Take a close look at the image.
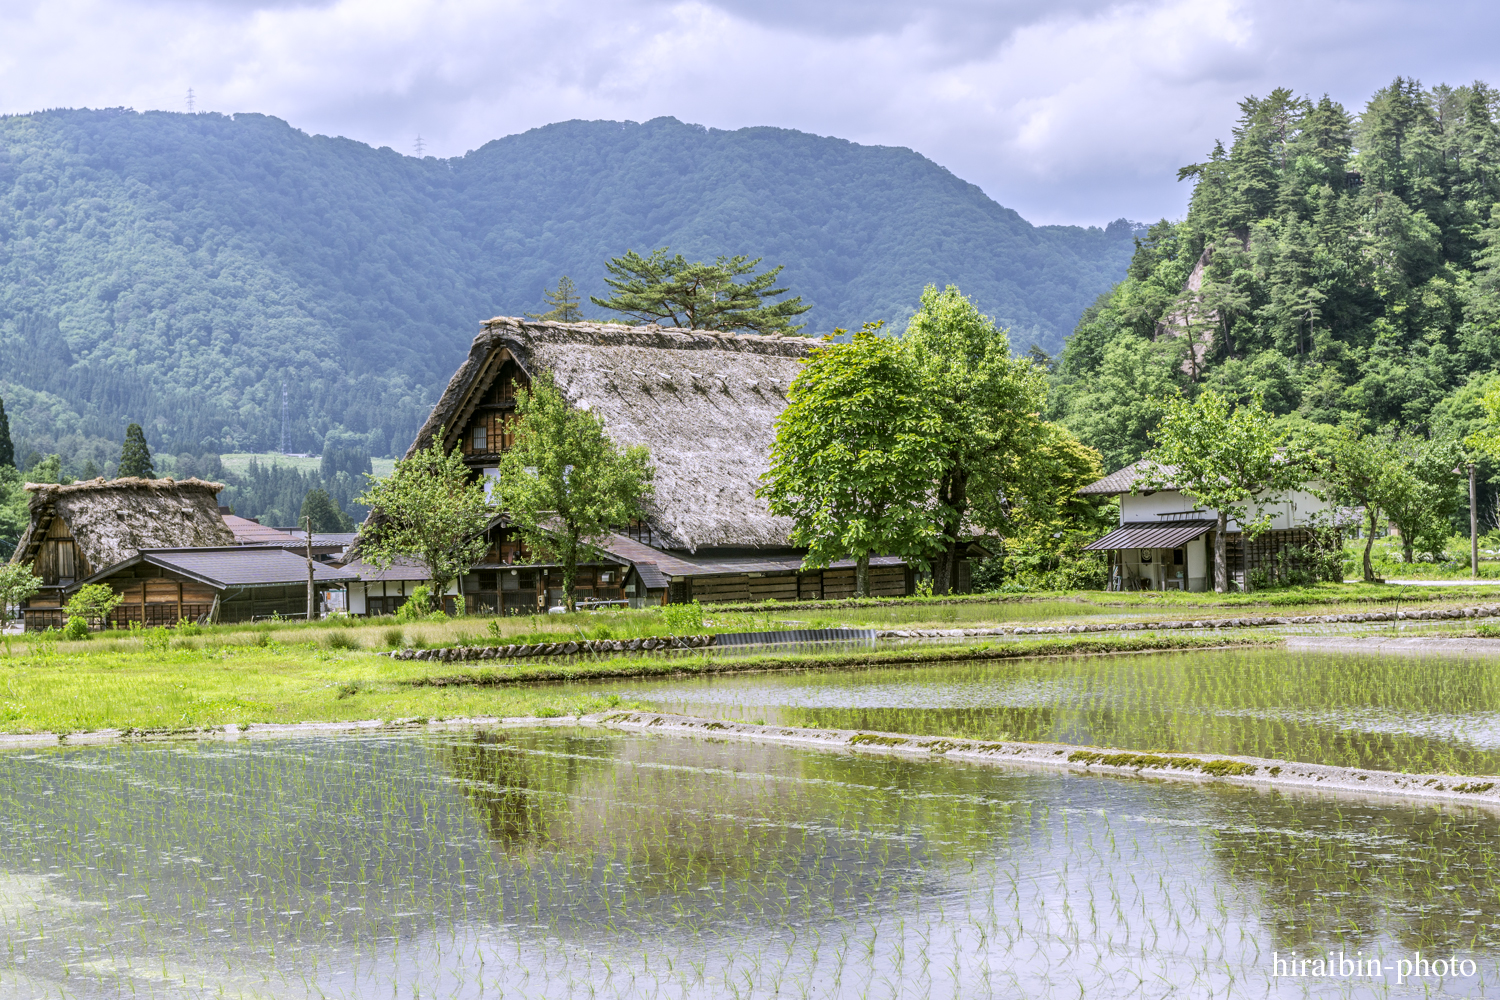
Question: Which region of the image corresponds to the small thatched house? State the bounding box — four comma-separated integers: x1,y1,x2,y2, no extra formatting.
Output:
11,478,355,628
403,318,914,610
14,478,233,605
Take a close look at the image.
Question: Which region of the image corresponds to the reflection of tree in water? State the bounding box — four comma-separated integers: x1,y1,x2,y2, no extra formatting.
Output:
435,728,1035,930
437,730,613,847
1202,786,1500,954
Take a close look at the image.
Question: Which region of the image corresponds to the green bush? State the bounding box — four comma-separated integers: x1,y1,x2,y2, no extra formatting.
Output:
61,615,90,641
660,600,705,634
383,627,405,648
324,632,359,651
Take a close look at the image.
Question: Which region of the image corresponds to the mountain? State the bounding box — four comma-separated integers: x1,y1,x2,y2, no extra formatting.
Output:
1050,79,1500,476
0,109,1137,467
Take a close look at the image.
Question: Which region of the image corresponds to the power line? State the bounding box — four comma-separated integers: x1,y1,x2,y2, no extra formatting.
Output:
414,135,425,156
186,88,195,113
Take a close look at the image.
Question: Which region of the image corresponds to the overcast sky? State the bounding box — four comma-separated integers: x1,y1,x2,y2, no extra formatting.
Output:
2,0,1496,226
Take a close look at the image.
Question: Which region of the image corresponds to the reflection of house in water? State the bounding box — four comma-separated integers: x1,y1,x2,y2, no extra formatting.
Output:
1079,461,1340,592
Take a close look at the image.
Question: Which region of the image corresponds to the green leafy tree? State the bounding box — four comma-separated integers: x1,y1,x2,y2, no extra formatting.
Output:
1320,424,1401,581
1380,432,1462,563
997,424,1117,590
64,583,123,629
527,276,584,323
355,427,493,611
0,397,12,469
118,423,154,479
760,323,939,596
0,563,41,627
497,372,654,612
1142,390,1302,593
591,247,811,334
902,285,1049,593
300,488,354,532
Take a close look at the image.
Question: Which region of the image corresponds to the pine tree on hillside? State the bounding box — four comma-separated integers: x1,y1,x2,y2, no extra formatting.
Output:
527,276,584,323
117,424,155,479
0,398,12,469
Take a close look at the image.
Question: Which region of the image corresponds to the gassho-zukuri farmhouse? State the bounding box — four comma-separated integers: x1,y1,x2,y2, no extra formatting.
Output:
10,318,980,628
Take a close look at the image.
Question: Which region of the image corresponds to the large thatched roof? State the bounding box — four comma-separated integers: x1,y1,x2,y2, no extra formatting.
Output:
412,318,814,551
13,478,234,575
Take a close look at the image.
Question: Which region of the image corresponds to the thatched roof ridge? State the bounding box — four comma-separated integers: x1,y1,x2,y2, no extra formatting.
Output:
13,477,234,574
412,317,816,551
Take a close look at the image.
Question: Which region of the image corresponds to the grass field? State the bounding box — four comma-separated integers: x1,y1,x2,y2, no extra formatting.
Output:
219,452,396,479
4,583,1497,737
0,626,1267,735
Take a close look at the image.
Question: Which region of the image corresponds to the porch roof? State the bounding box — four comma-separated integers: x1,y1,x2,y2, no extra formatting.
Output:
1083,520,1216,551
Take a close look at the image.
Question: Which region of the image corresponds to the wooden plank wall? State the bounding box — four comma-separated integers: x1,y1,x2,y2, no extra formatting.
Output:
683,565,910,604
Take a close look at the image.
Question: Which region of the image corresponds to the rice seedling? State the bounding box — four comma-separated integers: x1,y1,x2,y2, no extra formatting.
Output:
593,645,1500,775
2,725,1495,997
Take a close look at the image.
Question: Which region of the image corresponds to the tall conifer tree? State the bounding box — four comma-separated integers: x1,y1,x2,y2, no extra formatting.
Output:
118,423,155,479
0,398,12,469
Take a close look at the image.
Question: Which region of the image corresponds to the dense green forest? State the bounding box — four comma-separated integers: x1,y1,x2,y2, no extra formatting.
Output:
0,109,1136,469
1052,78,1500,524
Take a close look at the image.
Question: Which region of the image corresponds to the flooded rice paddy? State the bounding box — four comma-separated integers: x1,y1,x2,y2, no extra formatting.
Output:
589,647,1500,776
4,727,1500,998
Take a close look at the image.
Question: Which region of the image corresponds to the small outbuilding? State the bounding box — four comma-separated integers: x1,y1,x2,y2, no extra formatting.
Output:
1078,460,1339,591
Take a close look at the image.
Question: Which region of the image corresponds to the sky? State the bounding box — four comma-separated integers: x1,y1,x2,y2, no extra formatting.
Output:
2,0,1497,227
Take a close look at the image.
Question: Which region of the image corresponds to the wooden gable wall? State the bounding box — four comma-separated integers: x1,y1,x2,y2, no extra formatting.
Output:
459,357,527,462
33,516,89,586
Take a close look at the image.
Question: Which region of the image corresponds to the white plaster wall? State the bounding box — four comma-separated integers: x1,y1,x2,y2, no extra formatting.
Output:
1117,484,1333,530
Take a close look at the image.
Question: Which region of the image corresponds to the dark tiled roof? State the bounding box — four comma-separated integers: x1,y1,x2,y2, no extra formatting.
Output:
72,547,359,590
1078,460,1180,496
634,563,672,590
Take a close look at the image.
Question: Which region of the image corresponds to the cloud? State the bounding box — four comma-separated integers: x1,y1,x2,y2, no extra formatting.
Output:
1,0,1498,225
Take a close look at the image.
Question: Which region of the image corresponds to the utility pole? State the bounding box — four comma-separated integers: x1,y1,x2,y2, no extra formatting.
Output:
305,515,315,621
1471,462,1479,580
414,135,425,156
281,382,289,454
187,88,195,113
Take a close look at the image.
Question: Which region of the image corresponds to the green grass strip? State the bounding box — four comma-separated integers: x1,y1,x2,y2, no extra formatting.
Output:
405,633,1277,688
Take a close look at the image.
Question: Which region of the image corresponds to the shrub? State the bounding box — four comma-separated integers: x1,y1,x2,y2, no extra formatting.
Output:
396,587,433,623
660,599,705,634
324,632,359,651
176,618,203,636
383,627,406,648
62,615,90,641
65,584,122,627
143,627,171,654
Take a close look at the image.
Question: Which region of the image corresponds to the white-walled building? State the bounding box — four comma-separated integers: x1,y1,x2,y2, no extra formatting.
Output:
1078,461,1340,592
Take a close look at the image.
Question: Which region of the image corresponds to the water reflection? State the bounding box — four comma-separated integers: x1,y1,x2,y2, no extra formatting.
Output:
0,729,1497,997
592,647,1500,775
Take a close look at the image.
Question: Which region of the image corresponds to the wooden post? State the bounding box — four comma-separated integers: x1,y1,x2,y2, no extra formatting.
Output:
305,516,315,622
176,581,183,624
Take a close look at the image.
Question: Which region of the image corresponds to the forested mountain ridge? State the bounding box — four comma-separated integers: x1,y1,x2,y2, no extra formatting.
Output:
0,109,1137,469
1052,78,1500,476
